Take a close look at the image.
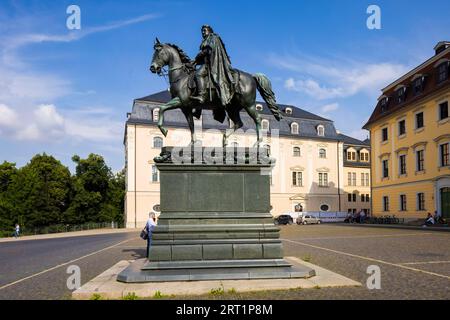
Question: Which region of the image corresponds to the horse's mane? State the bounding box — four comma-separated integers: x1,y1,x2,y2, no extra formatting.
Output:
166,43,191,63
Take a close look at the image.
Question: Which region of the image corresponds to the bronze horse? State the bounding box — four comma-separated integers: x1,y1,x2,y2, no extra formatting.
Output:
149,38,282,147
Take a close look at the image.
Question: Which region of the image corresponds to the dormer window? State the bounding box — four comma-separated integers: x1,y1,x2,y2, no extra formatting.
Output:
256,104,263,111
153,108,160,122
412,75,426,96
317,125,325,136
380,97,389,113
291,122,299,134
395,86,407,104
285,107,293,115
437,61,449,84
261,119,269,131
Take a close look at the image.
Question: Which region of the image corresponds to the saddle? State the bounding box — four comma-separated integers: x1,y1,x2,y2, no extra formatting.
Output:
187,68,241,96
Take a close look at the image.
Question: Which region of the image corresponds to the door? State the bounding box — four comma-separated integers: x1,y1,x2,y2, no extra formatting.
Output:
441,187,450,219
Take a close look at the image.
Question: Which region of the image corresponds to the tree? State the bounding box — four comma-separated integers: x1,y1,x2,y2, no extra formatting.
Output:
6,154,72,228
0,162,18,231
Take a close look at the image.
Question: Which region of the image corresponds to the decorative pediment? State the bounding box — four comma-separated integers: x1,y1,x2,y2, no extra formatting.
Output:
395,147,409,154
316,167,330,173
289,194,308,200
434,134,450,144
317,143,328,148
290,166,305,171
378,152,391,159
411,141,428,150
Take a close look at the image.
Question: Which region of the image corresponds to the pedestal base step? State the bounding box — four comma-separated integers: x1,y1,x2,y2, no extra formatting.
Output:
117,259,315,283
141,259,291,270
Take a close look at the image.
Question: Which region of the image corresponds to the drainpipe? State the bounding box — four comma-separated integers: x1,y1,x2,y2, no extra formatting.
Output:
134,124,137,228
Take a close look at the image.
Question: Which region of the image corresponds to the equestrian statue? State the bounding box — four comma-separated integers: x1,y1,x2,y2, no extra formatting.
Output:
149,24,283,147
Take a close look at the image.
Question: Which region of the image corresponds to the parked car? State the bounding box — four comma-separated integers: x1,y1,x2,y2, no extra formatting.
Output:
274,215,294,225
296,215,321,225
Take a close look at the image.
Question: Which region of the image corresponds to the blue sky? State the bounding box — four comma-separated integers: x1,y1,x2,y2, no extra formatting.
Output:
1,0,450,172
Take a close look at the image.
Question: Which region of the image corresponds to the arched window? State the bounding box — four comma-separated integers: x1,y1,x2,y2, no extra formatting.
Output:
256,104,263,111
320,204,329,212
153,108,160,122
153,137,163,148
261,119,269,131
317,125,325,136
319,148,327,158
291,122,299,134
293,147,301,157
285,107,293,115
264,144,270,156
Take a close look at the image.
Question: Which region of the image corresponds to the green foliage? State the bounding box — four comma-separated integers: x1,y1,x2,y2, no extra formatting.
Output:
90,293,103,300
122,292,139,300
0,153,125,235
210,283,225,295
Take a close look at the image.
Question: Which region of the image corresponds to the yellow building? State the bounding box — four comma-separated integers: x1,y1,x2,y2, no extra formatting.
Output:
364,41,450,221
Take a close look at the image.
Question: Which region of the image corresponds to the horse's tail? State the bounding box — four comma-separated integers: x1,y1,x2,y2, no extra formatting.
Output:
253,73,283,121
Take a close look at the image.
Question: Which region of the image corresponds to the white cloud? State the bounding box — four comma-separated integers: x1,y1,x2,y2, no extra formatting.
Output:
0,104,18,127
320,103,339,113
272,53,409,100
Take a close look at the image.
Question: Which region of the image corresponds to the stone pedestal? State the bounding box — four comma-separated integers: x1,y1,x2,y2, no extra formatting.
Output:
117,147,315,282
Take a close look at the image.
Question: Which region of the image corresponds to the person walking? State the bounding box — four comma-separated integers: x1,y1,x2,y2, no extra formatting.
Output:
14,224,20,238
145,212,157,259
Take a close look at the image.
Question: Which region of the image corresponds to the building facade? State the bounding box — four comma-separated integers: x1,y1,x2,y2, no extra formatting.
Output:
364,41,450,220
339,134,371,215
124,90,371,228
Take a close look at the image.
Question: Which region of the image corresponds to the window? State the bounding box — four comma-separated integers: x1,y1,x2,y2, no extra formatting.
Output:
153,204,161,213
439,101,448,120
264,144,271,156
398,120,406,136
399,155,407,175
153,137,163,148
437,62,449,84
366,194,370,202
383,196,389,211
361,173,365,186
319,148,327,158
317,125,325,136
292,171,303,187
360,152,369,162
153,108,160,122
318,173,328,187
365,173,370,186
320,204,329,212
352,172,356,186
361,194,365,202
347,151,356,161
396,87,407,104
348,173,352,186
352,193,356,202
256,104,263,111
285,107,293,115
400,195,407,211
416,150,424,172
440,143,449,167
380,97,388,113
291,122,299,134
151,165,159,182
232,142,239,148
293,147,301,157
382,127,388,142
416,112,424,129
382,159,389,178
417,193,425,211
413,76,425,96
348,194,352,202
261,119,269,130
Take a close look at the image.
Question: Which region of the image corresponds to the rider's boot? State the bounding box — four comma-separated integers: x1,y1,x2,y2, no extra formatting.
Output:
191,75,207,104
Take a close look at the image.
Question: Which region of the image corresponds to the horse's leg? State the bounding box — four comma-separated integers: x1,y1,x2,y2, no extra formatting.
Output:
158,97,181,137
182,109,196,145
222,109,243,147
244,103,262,148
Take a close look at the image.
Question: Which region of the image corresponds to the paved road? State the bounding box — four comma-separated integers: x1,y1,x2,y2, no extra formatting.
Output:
0,231,143,300
1,225,449,299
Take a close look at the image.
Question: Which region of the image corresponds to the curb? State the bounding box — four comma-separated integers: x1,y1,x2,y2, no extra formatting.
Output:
335,223,450,232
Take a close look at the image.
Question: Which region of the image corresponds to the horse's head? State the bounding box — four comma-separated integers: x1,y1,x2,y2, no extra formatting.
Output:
150,38,170,74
